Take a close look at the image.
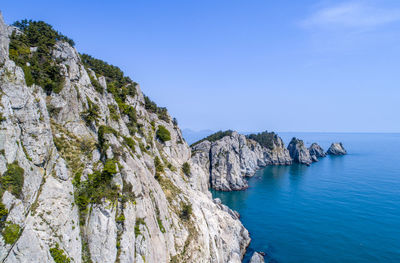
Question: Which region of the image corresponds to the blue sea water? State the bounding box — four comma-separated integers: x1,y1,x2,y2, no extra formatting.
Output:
211,133,400,263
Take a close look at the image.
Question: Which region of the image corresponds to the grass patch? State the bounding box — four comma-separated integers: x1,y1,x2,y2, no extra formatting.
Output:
89,74,103,94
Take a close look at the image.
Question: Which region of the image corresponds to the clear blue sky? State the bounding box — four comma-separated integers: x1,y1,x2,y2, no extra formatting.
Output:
2,0,400,132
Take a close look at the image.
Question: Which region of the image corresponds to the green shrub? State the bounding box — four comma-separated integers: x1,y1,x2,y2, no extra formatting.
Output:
72,172,81,186
246,131,277,150
135,218,145,237
191,130,233,147
157,217,166,233
80,54,131,88
22,65,34,86
74,159,120,224
180,203,192,221
117,102,137,135
144,96,170,122
182,162,191,176
123,136,135,153
9,20,71,94
103,159,117,178
116,214,125,224
97,125,118,155
156,125,171,143
2,222,21,244
0,202,8,219
80,53,137,110
89,74,103,94
108,104,120,121
1,161,24,198
81,97,100,125
50,243,71,263
154,156,164,175
0,113,6,122
13,19,74,46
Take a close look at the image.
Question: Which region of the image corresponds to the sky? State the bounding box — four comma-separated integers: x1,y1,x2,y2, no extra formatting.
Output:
1,0,400,132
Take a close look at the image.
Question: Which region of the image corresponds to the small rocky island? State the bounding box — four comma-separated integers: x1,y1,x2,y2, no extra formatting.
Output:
191,131,347,191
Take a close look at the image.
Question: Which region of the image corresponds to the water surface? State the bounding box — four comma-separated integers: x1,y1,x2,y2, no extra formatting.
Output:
212,133,400,263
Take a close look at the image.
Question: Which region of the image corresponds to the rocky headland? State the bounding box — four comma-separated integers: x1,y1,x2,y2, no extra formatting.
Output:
191,131,292,191
191,132,347,191
0,11,348,263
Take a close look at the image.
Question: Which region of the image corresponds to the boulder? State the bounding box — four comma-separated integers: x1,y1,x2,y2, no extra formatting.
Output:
250,252,265,263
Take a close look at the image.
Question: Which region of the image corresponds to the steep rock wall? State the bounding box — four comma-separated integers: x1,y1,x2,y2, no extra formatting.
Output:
0,13,249,263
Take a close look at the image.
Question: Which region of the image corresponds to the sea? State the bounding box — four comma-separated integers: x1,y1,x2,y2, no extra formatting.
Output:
211,133,400,263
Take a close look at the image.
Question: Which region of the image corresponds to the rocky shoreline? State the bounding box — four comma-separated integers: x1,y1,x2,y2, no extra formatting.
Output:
191,131,347,191
190,131,347,261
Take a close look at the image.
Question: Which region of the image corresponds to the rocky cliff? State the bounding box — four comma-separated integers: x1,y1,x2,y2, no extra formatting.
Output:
191,131,292,191
0,13,250,263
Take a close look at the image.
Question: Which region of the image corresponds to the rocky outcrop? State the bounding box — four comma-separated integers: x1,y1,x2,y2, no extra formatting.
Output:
0,14,250,263
287,137,312,165
327,142,347,155
308,143,326,162
191,131,292,191
250,252,265,263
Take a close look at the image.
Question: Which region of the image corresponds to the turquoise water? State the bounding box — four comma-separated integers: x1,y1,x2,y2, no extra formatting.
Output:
212,133,400,263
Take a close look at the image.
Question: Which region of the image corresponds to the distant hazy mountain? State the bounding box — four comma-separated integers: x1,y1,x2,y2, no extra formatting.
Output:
182,129,215,145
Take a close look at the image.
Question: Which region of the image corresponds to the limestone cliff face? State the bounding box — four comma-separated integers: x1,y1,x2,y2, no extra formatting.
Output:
0,13,249,263
191,132,292,191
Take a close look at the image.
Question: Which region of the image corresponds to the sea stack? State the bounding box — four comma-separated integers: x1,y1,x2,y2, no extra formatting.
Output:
327,142,347,155
287,137,312,165
308,143,326,162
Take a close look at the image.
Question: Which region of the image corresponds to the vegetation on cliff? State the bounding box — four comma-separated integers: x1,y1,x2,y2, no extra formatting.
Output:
9,20,73,94
246,131,277,150
191,130,233,147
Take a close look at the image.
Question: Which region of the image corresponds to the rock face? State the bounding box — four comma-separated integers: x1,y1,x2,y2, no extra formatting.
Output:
327,142,347,155
287,137,312,165
0,15,250,263
249,252,265,263
308,142,326,162
191,132,292,191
